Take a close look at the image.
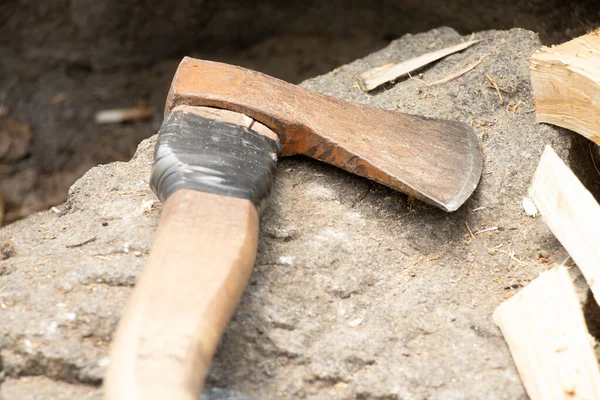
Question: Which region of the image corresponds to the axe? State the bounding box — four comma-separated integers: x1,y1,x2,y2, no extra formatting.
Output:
104,58,483,399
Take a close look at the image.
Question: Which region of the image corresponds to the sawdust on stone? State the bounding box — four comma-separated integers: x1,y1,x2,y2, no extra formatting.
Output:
1,27,598,399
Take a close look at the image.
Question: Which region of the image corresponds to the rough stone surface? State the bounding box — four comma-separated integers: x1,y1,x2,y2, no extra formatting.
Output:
1,27,600,399
0,377,100,400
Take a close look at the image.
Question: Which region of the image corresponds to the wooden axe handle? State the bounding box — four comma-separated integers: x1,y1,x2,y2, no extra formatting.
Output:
104,189,259,399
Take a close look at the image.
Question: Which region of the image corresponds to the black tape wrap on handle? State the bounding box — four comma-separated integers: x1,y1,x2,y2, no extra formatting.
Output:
150,110,280,213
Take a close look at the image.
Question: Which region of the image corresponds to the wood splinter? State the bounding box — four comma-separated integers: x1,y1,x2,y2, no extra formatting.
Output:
426,57,485,86
357,40,479,91
530,28,600,144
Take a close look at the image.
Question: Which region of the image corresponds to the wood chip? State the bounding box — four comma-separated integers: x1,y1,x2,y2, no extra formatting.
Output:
94,104,153,124
140,200,157,213
528,145,600,303
51,92,68,104
522,197,539,217
357,40,480,91
493,266,600,400
348,318,363,327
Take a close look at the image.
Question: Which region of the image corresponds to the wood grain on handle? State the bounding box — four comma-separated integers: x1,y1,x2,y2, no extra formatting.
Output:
104,189,259,400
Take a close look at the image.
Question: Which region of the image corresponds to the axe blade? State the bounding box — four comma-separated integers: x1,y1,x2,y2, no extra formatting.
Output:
166,58,483,211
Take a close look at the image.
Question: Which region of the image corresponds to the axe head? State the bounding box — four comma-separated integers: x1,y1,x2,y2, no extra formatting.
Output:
161,57,483,212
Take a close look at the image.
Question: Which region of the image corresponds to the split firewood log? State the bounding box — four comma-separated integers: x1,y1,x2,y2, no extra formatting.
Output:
530,29,600,144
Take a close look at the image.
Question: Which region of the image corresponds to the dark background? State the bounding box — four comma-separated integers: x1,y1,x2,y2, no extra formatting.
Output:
0,0,599,223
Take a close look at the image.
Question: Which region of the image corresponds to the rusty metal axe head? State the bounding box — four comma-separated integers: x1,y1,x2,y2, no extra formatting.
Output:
158,57,482,211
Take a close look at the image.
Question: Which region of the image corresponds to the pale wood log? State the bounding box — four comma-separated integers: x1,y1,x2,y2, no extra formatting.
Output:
530,29,600,144
493,266,600,400
528,145,600,304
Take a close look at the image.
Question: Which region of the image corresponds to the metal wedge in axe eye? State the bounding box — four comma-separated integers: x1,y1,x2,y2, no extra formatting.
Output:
103,57,483,399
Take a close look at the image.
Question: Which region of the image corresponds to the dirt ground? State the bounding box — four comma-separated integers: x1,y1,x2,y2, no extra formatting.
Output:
2,27,600,399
